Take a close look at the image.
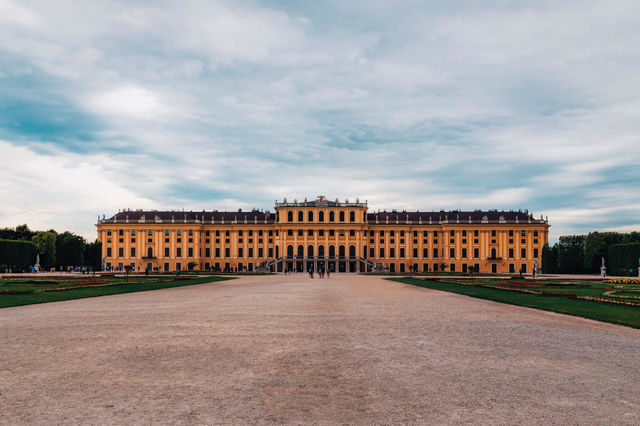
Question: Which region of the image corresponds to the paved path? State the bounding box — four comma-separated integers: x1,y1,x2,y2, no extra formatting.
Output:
1,275,638,425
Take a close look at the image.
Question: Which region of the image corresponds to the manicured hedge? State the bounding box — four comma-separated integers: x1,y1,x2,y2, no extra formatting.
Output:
607,243,640,276
0,239,37,270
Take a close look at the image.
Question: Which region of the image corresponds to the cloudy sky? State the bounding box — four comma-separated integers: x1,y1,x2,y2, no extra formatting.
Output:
1,0,639,241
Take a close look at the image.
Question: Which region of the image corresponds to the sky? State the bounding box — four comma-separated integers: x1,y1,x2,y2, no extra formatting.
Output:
1,0,639,242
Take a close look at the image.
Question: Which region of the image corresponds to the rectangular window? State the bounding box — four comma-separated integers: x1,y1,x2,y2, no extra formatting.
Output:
491,230,496,237
413,231,418,237
225,230,230,236
188,229,193,236
433,231,438,237
177,247,182,257
258,248,263,257
130,247,136,257
380,230,385,236
248,248,253,258
238,248,243,257
474,248,479,258
148,229,152,236
450,263,456,272
287,229,293,236
216,230,220,236
399,248,405,258
390,248,395,258
413,248,418,257
329,230,335,236
534,230,539,237
118,247,123,257
521,248,526,258
308,230,314,236
268,248,273,257
509,248,514,258
509,230,514,237
298,230,303,236
462,248,467,258
433,263,438,272
423,231,428,237
521,230,526,237
474,230,478,237
248,230,253,236
177,230,182,236
216,248,220,257
107,230,112,236
534,248,539,258
205,230,210,236
225,248,230,257
119,229,124,236
390,231,395,237
433,248,438,258
131,229,136,236
423,248,428,257
318,230,325,236
450,248,455,258
400,231,405,237
370,247,374,258
205,248,210,257
268,230,273,236
164,247,170,257
349,230,355,236
380,248,385,257
462,230,467,236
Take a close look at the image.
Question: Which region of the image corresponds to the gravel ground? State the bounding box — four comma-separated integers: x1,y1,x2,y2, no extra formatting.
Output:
1,274,639,425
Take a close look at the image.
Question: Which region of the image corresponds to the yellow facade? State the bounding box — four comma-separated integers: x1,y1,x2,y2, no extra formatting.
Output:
96,196,549,274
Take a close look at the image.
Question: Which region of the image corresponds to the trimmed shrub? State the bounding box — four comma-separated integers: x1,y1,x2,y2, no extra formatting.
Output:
607,243,640,276
0,239,37,271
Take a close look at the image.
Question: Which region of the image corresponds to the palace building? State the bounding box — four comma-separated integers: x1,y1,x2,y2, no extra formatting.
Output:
96,196,550,274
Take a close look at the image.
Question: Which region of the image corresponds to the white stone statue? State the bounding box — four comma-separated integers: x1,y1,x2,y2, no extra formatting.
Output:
600,256,606,277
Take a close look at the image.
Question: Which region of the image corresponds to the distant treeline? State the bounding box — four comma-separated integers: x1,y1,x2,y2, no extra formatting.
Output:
0,224,101,272
542,232,640,276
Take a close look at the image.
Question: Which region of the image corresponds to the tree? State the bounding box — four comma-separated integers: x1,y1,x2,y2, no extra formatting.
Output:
583,232,624,271
56,232,85,268
557,235,586,274
32,231,57,269
124,264,133,280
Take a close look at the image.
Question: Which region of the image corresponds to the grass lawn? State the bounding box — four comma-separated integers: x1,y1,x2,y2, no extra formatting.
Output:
0,276,234,309
389,277,640,329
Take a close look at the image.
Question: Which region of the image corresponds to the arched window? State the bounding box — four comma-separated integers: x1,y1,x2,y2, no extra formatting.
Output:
329,245,335,257
319,211,324,222
329,211,335,222
318,245,325,258
147,247,153,258
349,211,355,222
297,245,304,257
349,245,356,257
308,211,314,222
298,211,303,222
339,245,345,258
308,245,314,257
339,211,345,222
287,211,293,222
287,245,294,258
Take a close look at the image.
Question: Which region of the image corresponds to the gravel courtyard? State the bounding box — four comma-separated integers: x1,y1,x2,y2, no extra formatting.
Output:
1,274,639,425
